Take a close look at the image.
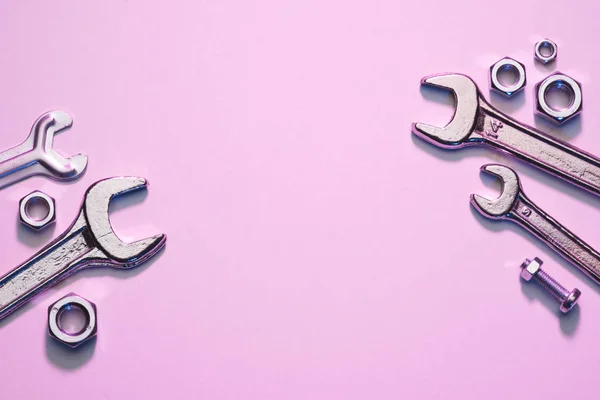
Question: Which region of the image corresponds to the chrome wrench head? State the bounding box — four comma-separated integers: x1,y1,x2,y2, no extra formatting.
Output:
29,111,88,179
84,176,166,267
0,175,166,322
0,111,88,189
470,164,520,218
412,74,479,148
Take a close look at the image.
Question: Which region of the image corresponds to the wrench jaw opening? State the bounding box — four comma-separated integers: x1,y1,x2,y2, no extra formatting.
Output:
470,164,521,219
412,74,480,148
84,176,167,268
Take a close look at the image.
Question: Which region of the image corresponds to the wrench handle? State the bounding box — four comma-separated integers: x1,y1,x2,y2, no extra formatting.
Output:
0,228,93,321
479,104,600,196
510,195,600,284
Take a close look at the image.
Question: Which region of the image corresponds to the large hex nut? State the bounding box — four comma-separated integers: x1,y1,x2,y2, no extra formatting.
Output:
48,293,97,348
534,39,558,64
489,57,527,97
19,191,56,230
535,72,582,125
520,257,543,281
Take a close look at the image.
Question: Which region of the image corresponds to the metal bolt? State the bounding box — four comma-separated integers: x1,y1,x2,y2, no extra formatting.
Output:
520,257,581,313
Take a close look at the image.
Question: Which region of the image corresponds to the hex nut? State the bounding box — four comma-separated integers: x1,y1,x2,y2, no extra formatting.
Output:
48,293,97,348
19,191,56,231
520,257,542,281
534,39,558,64
489,57,527,97
535,72,582,125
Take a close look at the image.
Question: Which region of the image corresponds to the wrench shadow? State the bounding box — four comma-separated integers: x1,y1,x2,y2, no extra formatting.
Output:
411,130,505,164
411,121,600,214
470,207,587,336
0,302,35,329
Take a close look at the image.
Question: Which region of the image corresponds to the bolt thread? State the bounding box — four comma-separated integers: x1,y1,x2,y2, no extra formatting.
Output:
534,269,569,301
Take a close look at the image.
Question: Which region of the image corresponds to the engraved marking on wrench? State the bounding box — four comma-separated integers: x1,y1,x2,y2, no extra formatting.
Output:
413,73,600,197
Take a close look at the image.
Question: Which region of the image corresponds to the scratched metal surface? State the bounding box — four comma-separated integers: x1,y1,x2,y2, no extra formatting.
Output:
1,1,599,399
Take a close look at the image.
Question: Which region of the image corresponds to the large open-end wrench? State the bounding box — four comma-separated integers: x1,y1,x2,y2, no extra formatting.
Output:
0,111,88,189
0,176,166,322
412,73,600,197
471,164,600,285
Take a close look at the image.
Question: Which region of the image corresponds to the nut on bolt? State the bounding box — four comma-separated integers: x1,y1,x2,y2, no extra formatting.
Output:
535,72,582,125
19,191,56,230
520,257,543,281
490,57,526,97
48,293,97,348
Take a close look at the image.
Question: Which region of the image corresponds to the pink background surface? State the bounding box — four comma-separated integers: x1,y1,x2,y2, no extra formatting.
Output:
1,1,599,398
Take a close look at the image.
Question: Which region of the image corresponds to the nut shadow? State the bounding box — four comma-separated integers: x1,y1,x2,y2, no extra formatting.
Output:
16,214,56,248
489,90,526,115
45,333,96,370
533,113,582,141
533,61,557,75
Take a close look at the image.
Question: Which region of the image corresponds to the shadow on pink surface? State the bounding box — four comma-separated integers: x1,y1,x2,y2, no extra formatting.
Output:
45,332,96,370
0,246,166,324
16,215,56,248
413,84,597,338
469,205,585,334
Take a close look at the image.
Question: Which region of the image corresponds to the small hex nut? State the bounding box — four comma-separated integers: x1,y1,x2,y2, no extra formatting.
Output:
534,39,558,64
48,293,97,348
489,57,527,97
535,72,582,125
520,257,543,281
19,191,56,231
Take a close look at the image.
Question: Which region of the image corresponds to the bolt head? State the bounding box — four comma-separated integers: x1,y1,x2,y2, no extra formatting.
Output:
559,288,581,313
520,257,543,281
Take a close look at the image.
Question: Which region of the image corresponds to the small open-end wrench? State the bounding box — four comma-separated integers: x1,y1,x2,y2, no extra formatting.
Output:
471,164,600,285
412,73,600,197
0,111,88,189
0,176,166,322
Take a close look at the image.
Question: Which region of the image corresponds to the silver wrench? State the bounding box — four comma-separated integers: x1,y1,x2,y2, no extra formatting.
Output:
0,176,166,322
471,164,600,285
412,73,600,197
0,111,88,189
